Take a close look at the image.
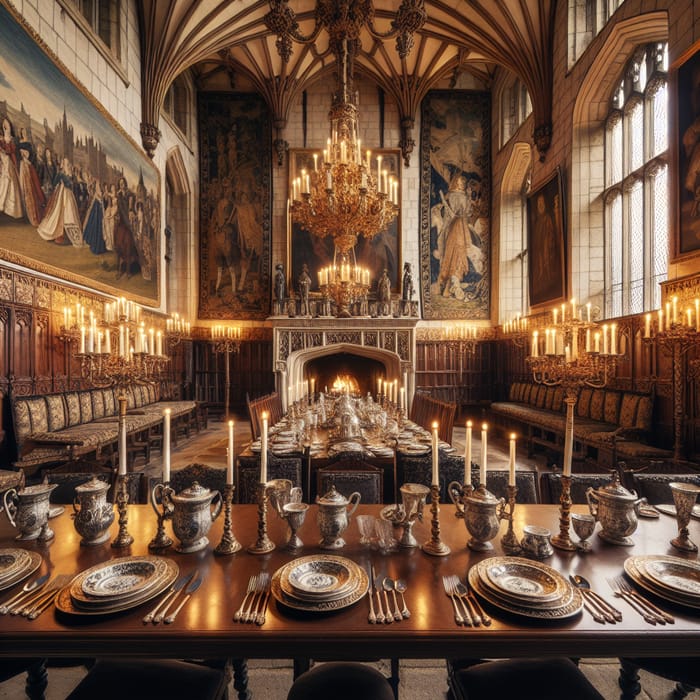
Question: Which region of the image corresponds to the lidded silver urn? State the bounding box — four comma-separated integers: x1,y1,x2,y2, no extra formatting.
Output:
316,484,361,549
586,471,643,546
170,481,222,553
72,476,115,546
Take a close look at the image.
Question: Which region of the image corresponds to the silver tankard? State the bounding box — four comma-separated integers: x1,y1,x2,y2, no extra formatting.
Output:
3,482,57,542
73,476,115,546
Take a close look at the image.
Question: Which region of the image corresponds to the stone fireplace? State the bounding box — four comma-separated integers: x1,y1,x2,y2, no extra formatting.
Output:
271,318,418,411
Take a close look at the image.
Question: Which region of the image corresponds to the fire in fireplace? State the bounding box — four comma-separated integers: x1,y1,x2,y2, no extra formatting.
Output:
306,352,385,397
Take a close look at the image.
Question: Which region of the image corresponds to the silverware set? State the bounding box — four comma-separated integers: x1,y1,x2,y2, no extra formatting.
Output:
569,574,622,624
0,573,70,620
233,573,271,625
606,575,675,625
368,565,410,624
143,571,202,625
442,574,491,627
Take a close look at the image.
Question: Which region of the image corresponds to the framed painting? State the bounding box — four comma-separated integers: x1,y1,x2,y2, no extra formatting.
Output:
287,148,401,297
0,2,160,306
527,168,566,308
419,90,491,320
198,92,271,319
673,38,700,261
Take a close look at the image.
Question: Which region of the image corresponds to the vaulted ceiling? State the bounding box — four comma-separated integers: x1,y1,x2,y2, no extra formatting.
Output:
136,1,556,161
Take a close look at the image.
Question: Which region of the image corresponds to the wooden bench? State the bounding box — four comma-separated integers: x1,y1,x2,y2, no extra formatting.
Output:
490,382,670,468
10,384,199,475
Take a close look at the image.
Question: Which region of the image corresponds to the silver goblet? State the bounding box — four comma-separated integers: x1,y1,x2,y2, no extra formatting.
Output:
282,501,308,551
669,482,700,552
571,513,596,552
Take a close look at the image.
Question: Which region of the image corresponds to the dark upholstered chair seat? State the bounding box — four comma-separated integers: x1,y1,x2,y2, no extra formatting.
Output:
448,658,604,700
540,472,614,504
65,659,228,700
287,662,395,700
630,473,700,504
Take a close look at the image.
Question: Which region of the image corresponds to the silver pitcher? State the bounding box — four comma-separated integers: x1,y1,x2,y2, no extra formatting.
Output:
72,477,115,546
449,482,504,551
586,472,643,546
3,482,57,541
316,484,361,549
170,481,222,553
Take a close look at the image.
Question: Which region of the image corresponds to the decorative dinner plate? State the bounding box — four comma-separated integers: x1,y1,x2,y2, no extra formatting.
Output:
0,550,42,592
286,557,354,598
271,564,368,612
640,558,700,597
624,557,700,609
77,556,168,599
484,558,565,603
0,548,33,583
653,504,700,520
469,565,583,620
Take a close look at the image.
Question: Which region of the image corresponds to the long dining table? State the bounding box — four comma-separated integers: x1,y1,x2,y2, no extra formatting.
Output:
1,500,699,666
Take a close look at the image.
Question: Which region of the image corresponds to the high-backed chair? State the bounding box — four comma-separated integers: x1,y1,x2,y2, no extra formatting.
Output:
540,472,613,504
40,461,114,504
148,463,227,504
470,468,540,503
630,472,700,504
246,392,284,440
317,455,384,503
237,454,303,504
396,451,464,503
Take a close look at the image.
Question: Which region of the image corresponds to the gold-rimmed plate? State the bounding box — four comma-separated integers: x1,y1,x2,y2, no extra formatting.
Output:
0,551,42,592
483,558,565,604
469,564,582,620
625,556,700,609
0,548,33,583
286,557,354,597
640,557,700,597
271,564,368,613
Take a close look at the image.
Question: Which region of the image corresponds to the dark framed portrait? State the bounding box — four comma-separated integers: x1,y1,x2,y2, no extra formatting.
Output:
672,38,700,261
527,167,566,308
287,148,401,295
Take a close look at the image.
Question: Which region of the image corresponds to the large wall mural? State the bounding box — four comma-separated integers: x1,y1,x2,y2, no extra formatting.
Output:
0,1,160,305
198,92,271,320
419,90,491,320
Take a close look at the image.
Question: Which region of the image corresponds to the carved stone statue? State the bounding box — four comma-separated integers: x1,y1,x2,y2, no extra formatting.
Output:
377,268,391,316
274,263,286,302
401,262,414,316
298,263,311,316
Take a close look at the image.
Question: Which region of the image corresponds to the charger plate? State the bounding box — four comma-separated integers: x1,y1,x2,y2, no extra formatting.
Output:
74,556,175,602
640,557,700,597
272,558,368,612
0,548,33,584
624,556,700,609
484,558,565,604
285,556,355,598
469,560,582,620
0,551,42,592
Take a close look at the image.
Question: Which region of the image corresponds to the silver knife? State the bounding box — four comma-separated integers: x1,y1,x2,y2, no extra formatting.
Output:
164,575,202,624
145,571,195,624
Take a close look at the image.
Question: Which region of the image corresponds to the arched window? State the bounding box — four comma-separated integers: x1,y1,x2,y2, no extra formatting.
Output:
604,42,667,318
568,0,627,67
64,0,120,59
163,75,191,137
500,77,532,148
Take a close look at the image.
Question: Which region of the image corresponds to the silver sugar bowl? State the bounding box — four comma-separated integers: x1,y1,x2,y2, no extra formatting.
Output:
316,484,361,549
586,471,643,546
72,476,115,546
170,481,222,553
3,481,57,542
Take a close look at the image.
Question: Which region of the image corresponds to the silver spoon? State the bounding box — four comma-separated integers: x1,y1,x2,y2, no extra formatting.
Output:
569,574,620,622
383,577,402,621
395,578,410,618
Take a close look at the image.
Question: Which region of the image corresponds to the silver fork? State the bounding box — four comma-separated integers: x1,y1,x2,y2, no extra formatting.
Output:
22,575,71,618
606,576,660,625
442,576,463,626
234,575,257,622
244,575,267,623
254,573,271,625
460,576,491,626
450,575,480,627
615,576,674,624
447,575,473,626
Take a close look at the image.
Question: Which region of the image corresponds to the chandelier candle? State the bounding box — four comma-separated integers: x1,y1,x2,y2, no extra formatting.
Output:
163,409,171,483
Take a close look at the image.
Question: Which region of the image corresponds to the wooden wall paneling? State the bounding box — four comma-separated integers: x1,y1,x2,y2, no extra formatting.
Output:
12,307,33,392
34,311,52,394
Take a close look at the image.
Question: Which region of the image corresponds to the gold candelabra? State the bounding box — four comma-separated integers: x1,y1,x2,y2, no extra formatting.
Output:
318,249,371,318
165,312,191,351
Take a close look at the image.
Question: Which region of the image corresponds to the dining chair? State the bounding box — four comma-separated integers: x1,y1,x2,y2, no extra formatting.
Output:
469,468,540,503
287,662,395,700
447,657,605,700
237,454,303,503
618,658,699,699
629,473,700,504
317,455,384,503
540,472,614,504
396,451,465,503
40,461,114,504
64,659,229,700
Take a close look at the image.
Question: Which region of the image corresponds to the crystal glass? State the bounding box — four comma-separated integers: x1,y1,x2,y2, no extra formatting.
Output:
356,514,376,546
571,513,596,552
669,482,700,552
375,518,398,553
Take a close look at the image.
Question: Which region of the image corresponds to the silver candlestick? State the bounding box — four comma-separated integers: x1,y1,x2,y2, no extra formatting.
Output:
215,484,242,555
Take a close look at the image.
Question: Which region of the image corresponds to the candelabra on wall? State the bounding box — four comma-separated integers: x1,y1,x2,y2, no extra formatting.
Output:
643,291,700,461
525,298,622,550
165,312,191,351
210,325,242,420
501,314,529,349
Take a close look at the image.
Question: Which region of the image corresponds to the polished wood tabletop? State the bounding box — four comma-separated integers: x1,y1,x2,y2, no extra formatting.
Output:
1,501,699,661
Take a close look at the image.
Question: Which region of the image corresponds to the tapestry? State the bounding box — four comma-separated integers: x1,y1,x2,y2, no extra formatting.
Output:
419,90,491,320
0,1,160,305
198,92,271,319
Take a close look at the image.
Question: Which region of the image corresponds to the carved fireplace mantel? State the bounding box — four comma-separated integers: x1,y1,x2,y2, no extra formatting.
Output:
271,317,419,411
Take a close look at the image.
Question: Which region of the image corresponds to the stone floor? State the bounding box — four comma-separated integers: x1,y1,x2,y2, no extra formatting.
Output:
1,414,695,699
